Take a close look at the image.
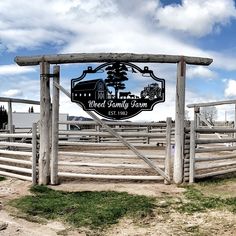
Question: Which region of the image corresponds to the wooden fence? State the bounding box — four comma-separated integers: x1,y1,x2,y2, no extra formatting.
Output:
189,123,236,182
0,123,38,184
58,120,174,146
55,118,174,183
187,99,236,183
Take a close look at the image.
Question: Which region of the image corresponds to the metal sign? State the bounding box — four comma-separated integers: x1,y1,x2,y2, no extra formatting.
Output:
71,62,165,120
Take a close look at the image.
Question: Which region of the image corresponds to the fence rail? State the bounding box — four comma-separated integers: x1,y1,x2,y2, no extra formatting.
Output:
189,120,236,183
56,118,173,183
0,123,38,184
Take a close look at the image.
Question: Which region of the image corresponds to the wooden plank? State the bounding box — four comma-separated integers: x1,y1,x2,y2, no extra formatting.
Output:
196,146,236,153
0,142,32,148
59,141,158,148
59,120,166,127
196,161,236,170
51,65,60,185
0,171,31,181
59,151,165,159
195,167,236,179
0,150,31,156
0,97,40,105
15,53,213,66
0,156,31,165
55,82,169,181
59,130,165,138
58,161,163,169
195,154,236,162
196,138,236,144
0,164,32,174
0,133,33,138
174,58,186,184
187,99,236,108
58,172,164,180
196,128,236,133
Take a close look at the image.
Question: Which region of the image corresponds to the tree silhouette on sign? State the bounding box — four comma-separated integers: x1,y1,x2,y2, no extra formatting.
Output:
105,62,128,99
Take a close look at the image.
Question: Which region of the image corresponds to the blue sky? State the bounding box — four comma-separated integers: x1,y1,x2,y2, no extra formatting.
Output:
0,0,236,121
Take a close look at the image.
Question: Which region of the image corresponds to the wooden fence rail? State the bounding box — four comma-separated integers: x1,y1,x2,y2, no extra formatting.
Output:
189,120,236,183
55,117,173,183
0,123,38,184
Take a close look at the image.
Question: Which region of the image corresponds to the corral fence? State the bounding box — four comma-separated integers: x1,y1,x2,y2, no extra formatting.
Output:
0,109,176,184
0,95,175,185
2,96,236,185
0,97,40,184
187,99,236,183
56,119,175,183
0,123,38,184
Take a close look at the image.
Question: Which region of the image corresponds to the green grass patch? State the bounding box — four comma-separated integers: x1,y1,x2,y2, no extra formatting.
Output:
10,185,156,230
178,186,236,214
0,176,6,181
197,175,236,187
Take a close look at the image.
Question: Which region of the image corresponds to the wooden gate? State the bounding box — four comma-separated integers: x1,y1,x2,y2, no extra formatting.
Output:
52,82,173,184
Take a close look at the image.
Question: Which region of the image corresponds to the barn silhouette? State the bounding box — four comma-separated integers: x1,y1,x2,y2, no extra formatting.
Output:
72,79,108,100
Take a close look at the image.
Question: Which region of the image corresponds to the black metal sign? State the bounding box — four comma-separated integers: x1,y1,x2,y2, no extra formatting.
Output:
71,62,165,120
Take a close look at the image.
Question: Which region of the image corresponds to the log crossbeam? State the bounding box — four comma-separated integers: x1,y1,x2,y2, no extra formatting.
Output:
15,53,213,66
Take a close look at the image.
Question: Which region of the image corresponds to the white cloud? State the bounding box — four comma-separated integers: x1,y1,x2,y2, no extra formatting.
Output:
224,79,236,97
208,52,236,71
156,0,236,37
0,64,36,75
0,0,235,73
187,66,217,79
0,76,40,101
0,0,235,122
2,89,23,97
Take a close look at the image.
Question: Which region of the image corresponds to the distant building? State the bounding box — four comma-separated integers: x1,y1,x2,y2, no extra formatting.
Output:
12,112,68,132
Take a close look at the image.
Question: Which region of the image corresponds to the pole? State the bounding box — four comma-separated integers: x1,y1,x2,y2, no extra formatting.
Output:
173,58,186,184
39,61,51,185
51,65,60,185
164,117,172,184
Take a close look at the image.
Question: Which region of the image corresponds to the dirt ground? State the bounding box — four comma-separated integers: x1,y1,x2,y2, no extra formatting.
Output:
1,177,236,236
1,146,236,235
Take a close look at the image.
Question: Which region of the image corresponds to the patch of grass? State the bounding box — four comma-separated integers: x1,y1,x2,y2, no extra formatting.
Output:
197,175,236,187
10,185,156,230
0,176,6,181
178,186,236,214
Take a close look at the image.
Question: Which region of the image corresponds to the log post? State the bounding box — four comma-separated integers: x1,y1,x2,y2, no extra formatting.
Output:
165,117,172,184
32,122,37,185
7,101,13,134
194,107,200,128
7,101,14,145
96,124,101,143
174,58,186,184
146,126,150,144
189,121,196,183
194,106,200,141
39,61,51,185
51,65,60,185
